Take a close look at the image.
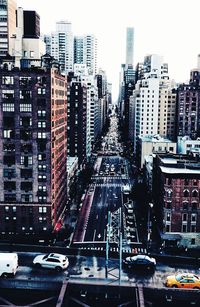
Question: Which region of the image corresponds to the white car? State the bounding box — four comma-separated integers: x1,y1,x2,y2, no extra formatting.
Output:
33,253,69,272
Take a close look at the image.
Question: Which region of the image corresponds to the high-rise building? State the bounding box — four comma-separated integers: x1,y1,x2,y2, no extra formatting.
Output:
0,56,67,237
126,27,134,67
23,11,40,38
0,0,17,57
51,20,74,74
176,69,200,140
67,74,87,166
74,35,97,75
131,54,176,150
74,36,84,65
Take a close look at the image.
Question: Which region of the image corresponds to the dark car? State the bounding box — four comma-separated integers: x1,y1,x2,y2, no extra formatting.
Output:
123,254,156,270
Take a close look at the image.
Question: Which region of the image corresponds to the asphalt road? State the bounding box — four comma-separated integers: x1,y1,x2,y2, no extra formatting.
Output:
2,252,200,288
81,156,130,243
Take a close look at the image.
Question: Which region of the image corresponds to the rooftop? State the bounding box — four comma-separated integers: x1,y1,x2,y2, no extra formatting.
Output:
160,166,200,174
139,134,174,143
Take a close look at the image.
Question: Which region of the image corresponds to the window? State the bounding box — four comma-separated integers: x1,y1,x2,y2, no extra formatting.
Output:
39,207,47,213
191,213,197,222
38,196,47,203
38,185,47,192
19,77,31,86
3,169,16,178
192,190,198,197
183,190,189,197
4,181,16,191
191,226,196,233
38,164,46,171
183,202,188,210
2,90,14,99
3,129,14,138
182,213,188,221
2,76,14,85
166,213,171,221
4,194,16,202
30,51,34,58
21,194,32,203
20,104,32,112
182,224,187,232
166,189,172,198
38,121,46,128
38,88,46,95
20,90,32,99
184,179,189,185
3,103,14,112
38,110,46,118
38,175,47,182
192,202,198,210
38,132,46,139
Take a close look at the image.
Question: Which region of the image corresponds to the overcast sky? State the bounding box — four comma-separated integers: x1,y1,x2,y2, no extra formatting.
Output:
18,0,200,101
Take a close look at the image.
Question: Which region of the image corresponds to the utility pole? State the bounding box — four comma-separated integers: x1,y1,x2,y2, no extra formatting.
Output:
105,210,111,278
119,207,122,285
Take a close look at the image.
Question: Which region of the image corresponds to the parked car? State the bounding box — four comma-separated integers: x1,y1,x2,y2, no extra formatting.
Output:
0,253,18,277
33,253,69,272
123,254,156,270
164,273,200,289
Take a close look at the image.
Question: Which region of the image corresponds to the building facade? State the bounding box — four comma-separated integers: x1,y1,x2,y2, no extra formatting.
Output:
67,75,87,166
0,0,17,57
176,69,200,140
153,154,200,248
51,20,74,74
0,58,67,236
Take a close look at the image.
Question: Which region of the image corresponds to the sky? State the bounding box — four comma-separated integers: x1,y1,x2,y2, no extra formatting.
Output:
18,0,200,102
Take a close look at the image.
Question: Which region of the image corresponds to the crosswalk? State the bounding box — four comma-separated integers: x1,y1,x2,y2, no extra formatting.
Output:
95,183,122,187
92,176,128,180
79,245,147,254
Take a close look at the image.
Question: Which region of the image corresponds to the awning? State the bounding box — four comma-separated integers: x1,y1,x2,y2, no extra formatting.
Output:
161,233,182,241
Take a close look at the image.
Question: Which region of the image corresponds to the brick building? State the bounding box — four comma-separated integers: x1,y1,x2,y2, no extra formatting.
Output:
0,56,67,238
153,153,200,248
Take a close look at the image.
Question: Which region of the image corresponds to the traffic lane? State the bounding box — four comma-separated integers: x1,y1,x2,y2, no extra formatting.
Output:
4,254,200,287
84,187,108,242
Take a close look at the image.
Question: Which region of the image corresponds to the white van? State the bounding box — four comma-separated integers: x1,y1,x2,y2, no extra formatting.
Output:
0,253,18,277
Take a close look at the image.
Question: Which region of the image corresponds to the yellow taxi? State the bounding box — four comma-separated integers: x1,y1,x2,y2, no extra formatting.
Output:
164,273,200,289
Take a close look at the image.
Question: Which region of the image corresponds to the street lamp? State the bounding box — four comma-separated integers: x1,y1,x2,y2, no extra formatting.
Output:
147,202,153,251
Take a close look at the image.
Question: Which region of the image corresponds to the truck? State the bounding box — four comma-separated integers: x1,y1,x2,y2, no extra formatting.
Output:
0,253,18,277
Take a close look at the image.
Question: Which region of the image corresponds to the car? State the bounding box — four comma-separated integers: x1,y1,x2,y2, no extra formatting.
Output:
164,273,200,289
33,253,69,272
123,254,156,270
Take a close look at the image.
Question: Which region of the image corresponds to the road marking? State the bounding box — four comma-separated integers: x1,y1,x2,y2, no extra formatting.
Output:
97,233,101,239
93,229,96,241
96,214,98,220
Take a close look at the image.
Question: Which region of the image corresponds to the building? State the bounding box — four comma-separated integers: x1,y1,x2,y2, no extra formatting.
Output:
51,20,74,74
67,157,78,200
23,11,40,38
0,0,17,57
6,6,45,67
153,153,200,249
137,135,177,168
176,69,200,140
0,55,67,237
67,74,87,167
130,54,176,151
126,27,134,67
177,136,200,157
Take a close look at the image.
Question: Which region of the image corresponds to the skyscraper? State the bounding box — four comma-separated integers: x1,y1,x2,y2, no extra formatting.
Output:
126,27,134,67
51,20,74,74
74,35,97,75
0,56,68,237
0,0,17,57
